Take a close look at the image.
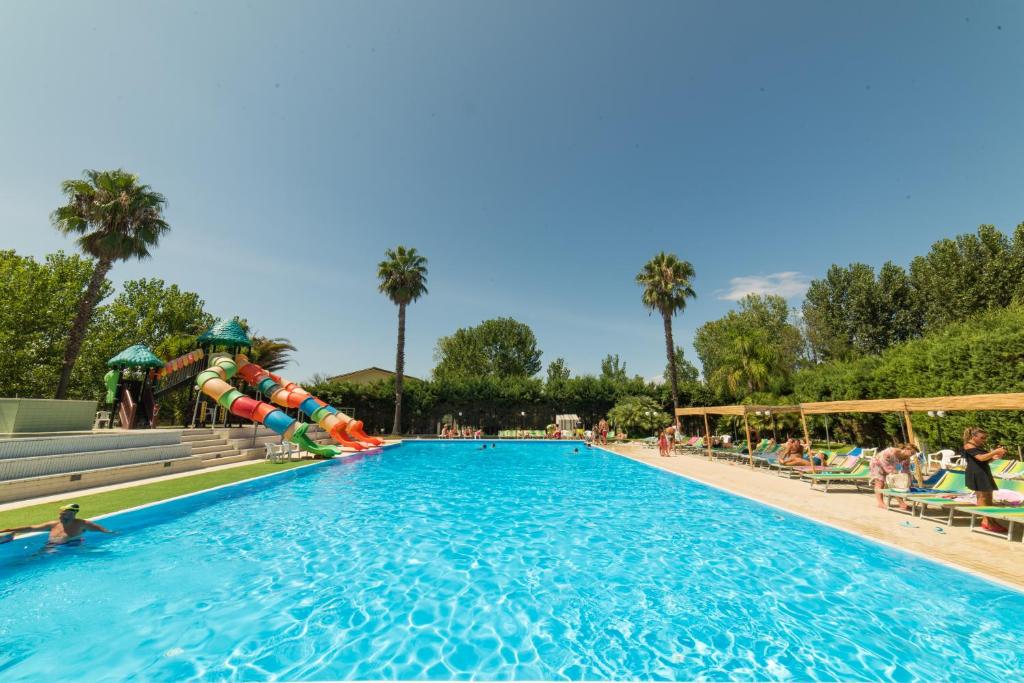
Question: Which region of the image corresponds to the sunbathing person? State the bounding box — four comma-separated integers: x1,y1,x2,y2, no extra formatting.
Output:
0,503,113,546
776,439,826,467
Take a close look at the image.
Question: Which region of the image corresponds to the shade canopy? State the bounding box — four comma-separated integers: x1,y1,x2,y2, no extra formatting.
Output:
198,318,252,347
680,393,1024,417
676,404,802,417
107,344,165,369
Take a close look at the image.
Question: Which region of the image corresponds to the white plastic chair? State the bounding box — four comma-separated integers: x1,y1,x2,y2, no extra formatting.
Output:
264,442,286,462
94,411,111,429
287,442,303,460
935,449,962,469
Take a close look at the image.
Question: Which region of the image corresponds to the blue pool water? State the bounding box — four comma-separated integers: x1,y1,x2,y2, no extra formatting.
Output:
1,441,1021,681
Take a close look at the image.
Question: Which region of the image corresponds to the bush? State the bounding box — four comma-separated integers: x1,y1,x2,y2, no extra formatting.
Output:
794,305,1024,448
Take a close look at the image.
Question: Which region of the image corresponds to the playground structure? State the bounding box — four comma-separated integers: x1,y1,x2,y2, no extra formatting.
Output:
102,318,379,453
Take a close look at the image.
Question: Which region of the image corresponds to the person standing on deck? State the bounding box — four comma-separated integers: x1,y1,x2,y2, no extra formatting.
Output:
961,427,1008,534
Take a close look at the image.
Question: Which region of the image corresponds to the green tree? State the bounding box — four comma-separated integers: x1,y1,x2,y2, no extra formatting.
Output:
51,169,169,399
909,224,1024,332
0,250,108,399
249,336,297,373
636,252,696,419
695,294,802,401
377,246,429,434
607,395,672,435
77,278,216,422
434,318,542,380
546,357,570,383
600,354,628,382
666,346,699,384
803,262,921,361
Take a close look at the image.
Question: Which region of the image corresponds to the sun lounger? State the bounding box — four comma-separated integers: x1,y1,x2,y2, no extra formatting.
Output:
883,471,966,520
963,506,1024,540
709,439,747,461
807,462,872,492
784,454,861,477
908,477,1024,526
750,443,781,467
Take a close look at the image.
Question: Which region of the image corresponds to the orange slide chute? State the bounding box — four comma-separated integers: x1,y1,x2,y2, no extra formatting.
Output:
234,354,382,450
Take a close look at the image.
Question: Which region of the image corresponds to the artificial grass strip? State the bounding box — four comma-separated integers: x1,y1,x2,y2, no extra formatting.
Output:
0,460,316,529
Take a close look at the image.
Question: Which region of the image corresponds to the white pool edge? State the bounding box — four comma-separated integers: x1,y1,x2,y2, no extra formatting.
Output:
4,442,402,544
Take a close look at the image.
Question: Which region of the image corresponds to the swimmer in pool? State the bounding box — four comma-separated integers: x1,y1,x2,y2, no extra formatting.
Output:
0,503,113,545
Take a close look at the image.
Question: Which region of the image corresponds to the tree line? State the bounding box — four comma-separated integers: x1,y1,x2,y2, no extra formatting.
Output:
690,222,1024,447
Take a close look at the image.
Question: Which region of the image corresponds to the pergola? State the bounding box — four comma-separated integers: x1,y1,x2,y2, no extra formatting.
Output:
679,392,1024,479
676,404,802,467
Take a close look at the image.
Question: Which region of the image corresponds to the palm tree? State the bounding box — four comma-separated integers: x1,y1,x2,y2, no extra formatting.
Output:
250,336,298,373
51,170,169,399
636,252,696,418
378,246,428,434
712,331,773,398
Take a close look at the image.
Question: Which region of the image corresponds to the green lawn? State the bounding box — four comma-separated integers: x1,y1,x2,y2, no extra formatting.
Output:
0,460,317,530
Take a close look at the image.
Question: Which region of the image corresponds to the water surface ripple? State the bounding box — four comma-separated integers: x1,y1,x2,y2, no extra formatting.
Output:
0,441,1020,681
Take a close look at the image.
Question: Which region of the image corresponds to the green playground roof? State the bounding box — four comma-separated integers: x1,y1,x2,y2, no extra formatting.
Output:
198,318,252,347
107,344,165,369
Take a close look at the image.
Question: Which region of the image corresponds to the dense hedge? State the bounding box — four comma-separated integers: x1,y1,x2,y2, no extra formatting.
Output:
307,375,715,435
793,305,1024,449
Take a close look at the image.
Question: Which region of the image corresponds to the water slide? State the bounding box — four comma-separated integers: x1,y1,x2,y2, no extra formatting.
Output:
234,354,383,450
195,355,342,458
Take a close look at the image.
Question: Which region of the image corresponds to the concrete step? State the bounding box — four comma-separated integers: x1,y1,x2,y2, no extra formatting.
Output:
180,437,228,449
200,451,259,467
198,448,241,463
179,430,216,443
190,442,234,456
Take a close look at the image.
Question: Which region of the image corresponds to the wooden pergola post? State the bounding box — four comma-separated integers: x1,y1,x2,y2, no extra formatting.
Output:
703,411,713,458
903,408,922,486
800,408,814,473
743,412,754,468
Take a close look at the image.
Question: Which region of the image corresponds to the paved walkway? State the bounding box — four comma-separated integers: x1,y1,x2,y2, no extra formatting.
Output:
604,443,1024,590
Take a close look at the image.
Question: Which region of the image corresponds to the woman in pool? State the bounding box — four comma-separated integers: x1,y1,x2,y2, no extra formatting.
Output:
868,443,917,510
961,427,1008,533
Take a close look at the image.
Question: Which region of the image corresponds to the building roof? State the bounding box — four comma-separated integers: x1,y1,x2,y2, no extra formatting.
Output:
327,367,421,384
198,318,252,347
107,344,165,369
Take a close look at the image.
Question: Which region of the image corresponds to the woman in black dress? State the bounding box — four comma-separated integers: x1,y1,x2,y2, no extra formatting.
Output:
961,427,1007,533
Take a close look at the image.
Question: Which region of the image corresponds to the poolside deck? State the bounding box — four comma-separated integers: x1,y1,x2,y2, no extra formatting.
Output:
605,442,1024,590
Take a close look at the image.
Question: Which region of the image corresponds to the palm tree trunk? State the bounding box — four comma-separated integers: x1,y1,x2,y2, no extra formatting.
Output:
662,312,679,422
55,257,112,399
392,302,406,435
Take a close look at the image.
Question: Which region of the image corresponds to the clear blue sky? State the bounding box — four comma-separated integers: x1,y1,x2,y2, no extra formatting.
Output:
1,1,1022,381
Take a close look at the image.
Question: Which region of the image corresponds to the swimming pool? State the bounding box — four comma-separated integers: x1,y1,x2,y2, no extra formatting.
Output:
0,441,1019,681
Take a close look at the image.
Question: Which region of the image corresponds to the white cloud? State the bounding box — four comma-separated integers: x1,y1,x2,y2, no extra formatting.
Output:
716,271,811,301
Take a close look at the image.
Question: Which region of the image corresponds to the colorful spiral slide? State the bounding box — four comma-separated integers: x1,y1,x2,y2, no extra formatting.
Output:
234,355,383,451
195,355,342,458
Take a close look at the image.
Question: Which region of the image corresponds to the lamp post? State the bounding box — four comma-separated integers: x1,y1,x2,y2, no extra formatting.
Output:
927,410,946,447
